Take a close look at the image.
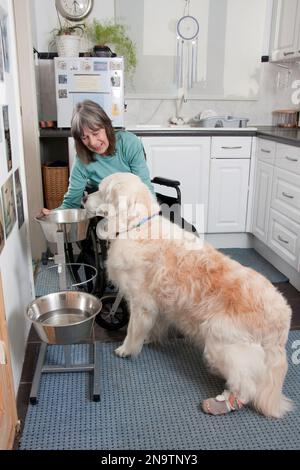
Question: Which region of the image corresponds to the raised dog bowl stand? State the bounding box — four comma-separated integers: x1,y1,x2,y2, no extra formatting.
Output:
29,210,102,404
29,339,102,405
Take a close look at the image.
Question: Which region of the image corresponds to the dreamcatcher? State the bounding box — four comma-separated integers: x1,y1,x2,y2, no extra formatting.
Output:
176,0,199,91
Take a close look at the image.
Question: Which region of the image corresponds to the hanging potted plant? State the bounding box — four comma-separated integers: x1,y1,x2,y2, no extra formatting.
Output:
85,19,137,73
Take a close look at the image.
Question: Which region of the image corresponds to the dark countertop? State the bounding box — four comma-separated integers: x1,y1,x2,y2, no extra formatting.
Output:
39,126,300,147
256,126,300,147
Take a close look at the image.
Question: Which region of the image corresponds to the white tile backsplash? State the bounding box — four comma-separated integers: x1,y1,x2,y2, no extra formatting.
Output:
124,62,300,127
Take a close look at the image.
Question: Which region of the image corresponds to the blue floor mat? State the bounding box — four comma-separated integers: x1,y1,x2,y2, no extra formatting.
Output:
219,248,289,283
19,331,300,450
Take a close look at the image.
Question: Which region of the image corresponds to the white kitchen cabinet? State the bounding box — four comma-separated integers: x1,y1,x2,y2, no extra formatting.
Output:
141,136,211,233
267,143,300,270
252,138,300,272
208,159,250,233
252,160,274,244
269,0,300,61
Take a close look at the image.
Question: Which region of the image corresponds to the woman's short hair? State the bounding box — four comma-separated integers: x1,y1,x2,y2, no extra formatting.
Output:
71,100,116,163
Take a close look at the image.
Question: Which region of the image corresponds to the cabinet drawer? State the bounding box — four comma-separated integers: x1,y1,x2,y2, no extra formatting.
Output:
211,137,252,159
275,143,300,174
271,168,300,223
257,139,276,163
268,209,300,269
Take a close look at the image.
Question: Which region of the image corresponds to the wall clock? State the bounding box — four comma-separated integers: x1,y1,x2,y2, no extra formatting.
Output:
55,0,94,21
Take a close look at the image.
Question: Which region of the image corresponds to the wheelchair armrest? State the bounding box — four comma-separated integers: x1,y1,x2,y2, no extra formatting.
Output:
151,176,181,188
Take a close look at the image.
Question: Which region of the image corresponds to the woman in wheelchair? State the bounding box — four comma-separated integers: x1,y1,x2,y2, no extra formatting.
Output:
39,99,193,329
39,100,157,330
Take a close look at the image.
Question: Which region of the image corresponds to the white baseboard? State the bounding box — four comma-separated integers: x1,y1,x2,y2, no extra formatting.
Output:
205,233,254,249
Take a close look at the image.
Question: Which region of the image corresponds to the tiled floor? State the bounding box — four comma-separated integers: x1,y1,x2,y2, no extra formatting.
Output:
13,281,300,449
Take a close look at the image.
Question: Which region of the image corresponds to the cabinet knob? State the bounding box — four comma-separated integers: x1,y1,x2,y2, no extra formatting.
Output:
261,148,271,153
285,156,298,162
221,146,242,150
283,51,295,56
278,235,289,244
282,192,294,199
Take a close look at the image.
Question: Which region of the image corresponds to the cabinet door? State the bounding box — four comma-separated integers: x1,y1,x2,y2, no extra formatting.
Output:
252,160,274,244
270,0,300,61
208,159,250,233
142,137,211,233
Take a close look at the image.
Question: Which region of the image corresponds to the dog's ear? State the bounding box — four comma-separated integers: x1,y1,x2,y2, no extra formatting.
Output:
84,190,102,217
96,218,112,240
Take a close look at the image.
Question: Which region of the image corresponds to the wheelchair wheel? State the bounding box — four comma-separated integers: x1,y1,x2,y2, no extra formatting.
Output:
96,294,129,331
75,222,106,297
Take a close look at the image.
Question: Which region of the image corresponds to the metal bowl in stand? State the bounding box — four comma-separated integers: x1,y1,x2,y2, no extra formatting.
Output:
26,291,102,345
35,208,91,243
29,209,102,404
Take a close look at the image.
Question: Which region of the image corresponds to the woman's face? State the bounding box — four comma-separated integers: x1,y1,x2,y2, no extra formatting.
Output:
81,127,109,155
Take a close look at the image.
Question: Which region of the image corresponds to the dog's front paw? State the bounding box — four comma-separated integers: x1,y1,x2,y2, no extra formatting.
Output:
115,344,131,358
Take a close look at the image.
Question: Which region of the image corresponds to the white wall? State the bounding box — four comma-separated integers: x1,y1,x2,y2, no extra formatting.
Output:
0,0,34,392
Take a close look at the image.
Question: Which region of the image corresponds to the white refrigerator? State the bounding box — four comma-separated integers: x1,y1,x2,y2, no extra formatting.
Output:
54,56,125,128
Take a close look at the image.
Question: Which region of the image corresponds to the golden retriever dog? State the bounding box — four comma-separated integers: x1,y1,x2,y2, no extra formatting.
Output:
86,172,292,418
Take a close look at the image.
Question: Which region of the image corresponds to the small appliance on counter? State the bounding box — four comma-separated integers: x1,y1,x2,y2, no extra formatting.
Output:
272,109,299,128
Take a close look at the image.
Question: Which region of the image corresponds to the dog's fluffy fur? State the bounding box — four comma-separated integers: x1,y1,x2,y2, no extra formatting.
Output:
86,172,293,418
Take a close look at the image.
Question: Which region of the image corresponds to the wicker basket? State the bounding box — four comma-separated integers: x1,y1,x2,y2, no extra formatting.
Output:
42,164,69,210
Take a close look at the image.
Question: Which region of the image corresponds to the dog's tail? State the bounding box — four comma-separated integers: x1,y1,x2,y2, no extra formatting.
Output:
253,328,293,418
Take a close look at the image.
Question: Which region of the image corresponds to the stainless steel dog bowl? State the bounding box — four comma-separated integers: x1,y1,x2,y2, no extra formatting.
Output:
35,209,91,243
26,291,102,344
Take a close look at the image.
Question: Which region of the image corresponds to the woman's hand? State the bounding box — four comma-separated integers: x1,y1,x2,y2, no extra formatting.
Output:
36,208,51,219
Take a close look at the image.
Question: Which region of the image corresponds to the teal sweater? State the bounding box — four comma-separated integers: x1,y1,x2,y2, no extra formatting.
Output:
59,131,155,209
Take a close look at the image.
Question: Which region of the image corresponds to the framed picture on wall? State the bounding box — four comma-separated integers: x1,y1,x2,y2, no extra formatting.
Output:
0,12,9,73
14,168,24,229
1,174,16,239
0,106,3,143
0,193,4,254
2,105,12,172
0,22,4,82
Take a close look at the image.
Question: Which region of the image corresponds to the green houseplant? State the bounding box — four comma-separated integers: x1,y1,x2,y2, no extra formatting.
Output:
85,19,137,73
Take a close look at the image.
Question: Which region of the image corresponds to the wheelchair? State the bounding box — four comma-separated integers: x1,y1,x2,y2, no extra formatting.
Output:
64,176,197,330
